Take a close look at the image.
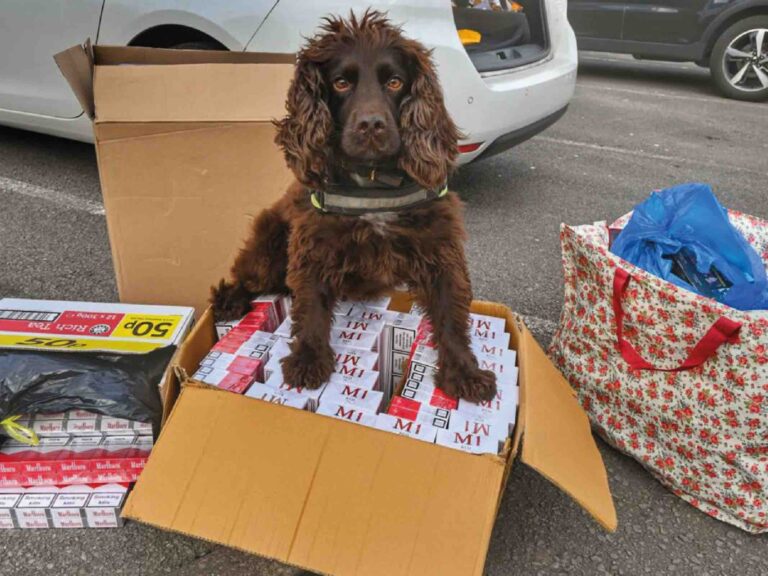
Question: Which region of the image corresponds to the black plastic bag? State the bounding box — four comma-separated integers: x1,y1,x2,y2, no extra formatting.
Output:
0,346,175,435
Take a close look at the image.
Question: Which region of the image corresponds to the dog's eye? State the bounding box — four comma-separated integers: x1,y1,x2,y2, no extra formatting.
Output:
333,77,351,92
386,76,404,91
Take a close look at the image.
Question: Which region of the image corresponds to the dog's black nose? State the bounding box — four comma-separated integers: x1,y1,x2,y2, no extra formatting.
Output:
355,113,387,137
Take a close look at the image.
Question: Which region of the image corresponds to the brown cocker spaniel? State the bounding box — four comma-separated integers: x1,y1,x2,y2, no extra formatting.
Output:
212,11,497,402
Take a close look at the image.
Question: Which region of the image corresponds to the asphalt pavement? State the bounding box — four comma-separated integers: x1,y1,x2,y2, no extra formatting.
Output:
1,53,766,575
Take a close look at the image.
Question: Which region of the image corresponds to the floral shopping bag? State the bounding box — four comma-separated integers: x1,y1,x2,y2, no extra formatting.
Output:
549,211,768,532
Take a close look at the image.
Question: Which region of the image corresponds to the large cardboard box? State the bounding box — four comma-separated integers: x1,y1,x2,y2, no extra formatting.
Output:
57,43,616,576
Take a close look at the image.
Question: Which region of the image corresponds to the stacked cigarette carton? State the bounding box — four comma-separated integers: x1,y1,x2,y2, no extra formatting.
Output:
202,295,518,456
0,411,153,528
377,312,518,454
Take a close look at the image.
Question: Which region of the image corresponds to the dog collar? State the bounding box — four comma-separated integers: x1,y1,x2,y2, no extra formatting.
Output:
310,181,448,215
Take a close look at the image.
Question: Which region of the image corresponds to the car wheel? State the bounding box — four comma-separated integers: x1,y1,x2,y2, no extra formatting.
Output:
709,16,768,101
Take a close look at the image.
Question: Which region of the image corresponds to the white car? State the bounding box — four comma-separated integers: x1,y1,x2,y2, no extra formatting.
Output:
0,0,576,163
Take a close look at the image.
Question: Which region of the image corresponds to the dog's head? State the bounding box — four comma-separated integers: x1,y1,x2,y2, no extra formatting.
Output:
275,10,461,190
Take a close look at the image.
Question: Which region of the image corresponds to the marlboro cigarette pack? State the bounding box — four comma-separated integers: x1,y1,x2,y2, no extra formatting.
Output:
14,412,152,439
0,436,153,487
0,483,129,529
321,381,384,414
316,403,377,427
373,414,438,443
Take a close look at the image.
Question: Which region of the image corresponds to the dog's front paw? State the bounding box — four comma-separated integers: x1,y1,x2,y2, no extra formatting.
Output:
210,280,253,322
281,341,335,390
436,362,497,403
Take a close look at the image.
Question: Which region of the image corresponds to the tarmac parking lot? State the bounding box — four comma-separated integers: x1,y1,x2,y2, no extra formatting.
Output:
0,53,766,575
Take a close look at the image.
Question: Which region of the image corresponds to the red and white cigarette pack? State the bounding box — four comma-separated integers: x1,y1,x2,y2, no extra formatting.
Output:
386,396,450,429
15,411,152,438
0,483,129,529
214,295,285,339
321,381,384,413
378,312,421,400
373,414,438,443
316,402,377,427
0,435,153,487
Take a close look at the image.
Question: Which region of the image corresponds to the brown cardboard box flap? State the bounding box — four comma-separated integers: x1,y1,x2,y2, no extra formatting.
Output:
93,63,293,123
518,325,618,531
123,386,505,576
54,43,295,123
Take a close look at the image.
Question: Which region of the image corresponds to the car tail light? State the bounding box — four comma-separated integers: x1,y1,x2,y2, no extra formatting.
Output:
458,142,483,153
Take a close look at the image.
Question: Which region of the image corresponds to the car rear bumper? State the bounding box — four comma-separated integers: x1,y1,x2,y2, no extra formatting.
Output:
433,0,577,163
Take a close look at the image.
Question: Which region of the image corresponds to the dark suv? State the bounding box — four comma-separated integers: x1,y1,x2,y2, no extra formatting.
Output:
568,0,768,101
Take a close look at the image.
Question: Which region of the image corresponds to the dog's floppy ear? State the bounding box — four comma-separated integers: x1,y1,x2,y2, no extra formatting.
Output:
274,56,333,188
398,41,462,189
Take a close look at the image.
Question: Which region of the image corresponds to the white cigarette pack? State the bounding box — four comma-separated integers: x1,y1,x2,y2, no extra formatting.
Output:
316,402,377,426
333,345,379,371
456,385,519,428
321,381,384,413
244,383,310,410
447,414,508,444
328,369,380,391
468,313,507,337
472,342,516,363
435,428,502,455
379,312,422,400
330,327,380,351
373,414,438,443
344,305,399,322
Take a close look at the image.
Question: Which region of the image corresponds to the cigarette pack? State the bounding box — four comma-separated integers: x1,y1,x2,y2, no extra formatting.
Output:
0,436,153,487
214,296,284,338
333,345,379,371
316,402,377,426
262,377,327,411
192,367,254,394
378,312,422,400
244,383,310,410
468,313,507,337
15,412,152,439
447,414,508,444
387,397,450,429
456,385,519,429
399,378,458,410
373,414,438,443
435,428,502,455
274,316,293,338
0,483,129,529
330,327,380,351
328,368,380,390
321,381,384,414
344,305,399,322
472,342,516,363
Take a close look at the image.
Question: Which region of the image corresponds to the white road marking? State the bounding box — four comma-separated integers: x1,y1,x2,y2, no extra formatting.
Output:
0,175,105,216
533,136,768,178
575,81,761,107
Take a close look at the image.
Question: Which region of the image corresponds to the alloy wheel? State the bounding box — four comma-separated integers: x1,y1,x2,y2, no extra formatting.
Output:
722,28,768,92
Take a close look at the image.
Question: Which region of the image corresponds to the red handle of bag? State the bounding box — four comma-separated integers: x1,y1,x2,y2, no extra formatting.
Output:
612,268,742,371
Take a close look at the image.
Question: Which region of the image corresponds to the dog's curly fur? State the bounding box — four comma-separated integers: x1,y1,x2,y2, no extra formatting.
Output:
212,11,497,402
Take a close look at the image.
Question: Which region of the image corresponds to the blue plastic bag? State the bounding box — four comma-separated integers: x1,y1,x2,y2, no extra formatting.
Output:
611,183,768,310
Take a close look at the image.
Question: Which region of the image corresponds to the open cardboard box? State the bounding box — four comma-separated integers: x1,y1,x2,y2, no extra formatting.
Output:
56,42,616,575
